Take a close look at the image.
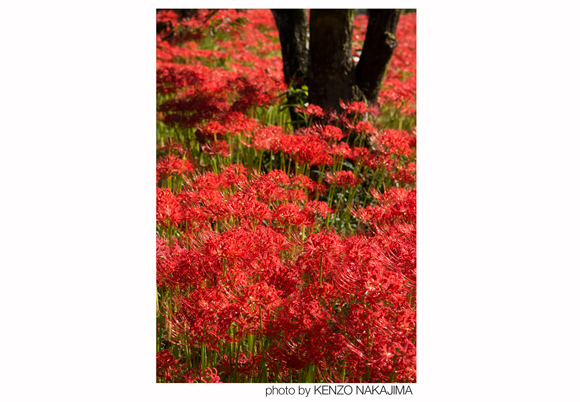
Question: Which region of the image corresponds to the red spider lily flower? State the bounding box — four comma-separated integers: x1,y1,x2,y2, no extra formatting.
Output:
156,154,194,179
369,129,414,158
303,200,334,217
272,203,310,227
218,164,249,188
252,125,285,152
306,124,346,141
295,104,325,117
289,175,328,198
156,187,182,227
201,140,231,157
222,111,260,135
392,162,416,186
350,147,369,164
354,120,374,134
339,99,369,115
363,153,395,170
157,349,180,382
185,367,223,383
325,171,361,188
352,188,416,229
330,142,353,159
203,121,226,136
156,237,204,288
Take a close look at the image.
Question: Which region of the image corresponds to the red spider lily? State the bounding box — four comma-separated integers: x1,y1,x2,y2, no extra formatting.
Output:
267,295,345,372
160,91,231,128
156,8,416,383
351,188,416,230
156,187,182,227
202,140,231,157
305,124,346,141
157,237,208,288
295,104,325,117
354,120,374,134
156,64,205,95
370,128,415,158
350,147,369,164
157,349,181,382
272,203,313,228
222,112,260,136
185,367,223,383
392,162,416,186
339,99,369,115
363,153,395,170
202,121,226,136
156,154,194,179
330,142,353,159
230,75,281,113
325,171,361,188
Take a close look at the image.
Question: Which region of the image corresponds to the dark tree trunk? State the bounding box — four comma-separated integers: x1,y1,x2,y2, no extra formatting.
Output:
271,10,309,86
356,9,401,104
272,9,401,113
307,9,363,111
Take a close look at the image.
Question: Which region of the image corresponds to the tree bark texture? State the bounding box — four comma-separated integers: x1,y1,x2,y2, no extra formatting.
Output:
271,10,309,86
307,9,363,111
355,9,401,104
272,9,402,112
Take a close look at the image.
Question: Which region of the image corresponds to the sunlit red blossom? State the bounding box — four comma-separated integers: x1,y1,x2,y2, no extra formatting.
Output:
330,142,353,159
286,135,333,167
379,78,416,107
157,187,182,226
352,188,416,228
306,124,346,141
224,192,273,223
289,174,328,197
325,171,361,188
354,120,374,134
156,10,179,24
218,164,249,188
202,121,226,136
222,111,260,135
201,140,231,157
392,162,416,185
287,189,308,203
370,129,414,158
156,154,194,178
295,104,325,117
156,7,416,383
249,169,292,202
350,147,369,164
272,203,311,227
266,295,345,370
157,140,187,157
175,191,208,223
302,200,334,221
290,174,317,192
157,237,203,288
254,129,333,167
252,125,285,152
339,99,369,115
188,172,221,191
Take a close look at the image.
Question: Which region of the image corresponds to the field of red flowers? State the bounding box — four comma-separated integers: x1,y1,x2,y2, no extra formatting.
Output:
156,9,416,383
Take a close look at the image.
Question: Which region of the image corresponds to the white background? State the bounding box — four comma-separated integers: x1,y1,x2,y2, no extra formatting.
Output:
2,1,579,401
